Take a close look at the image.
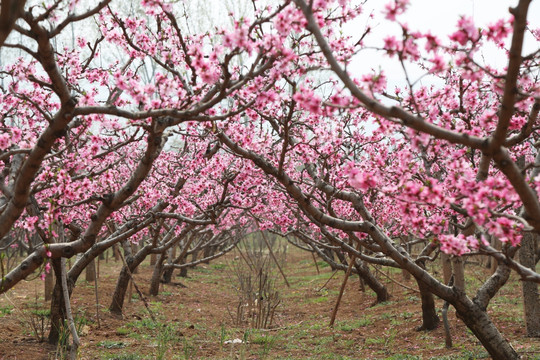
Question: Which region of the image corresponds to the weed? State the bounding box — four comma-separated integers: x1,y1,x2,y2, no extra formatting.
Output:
101,354,143,360
400,311,414,319
372,300,396,308
384,328,398,348
156,324,177,360
251,333,278,358
337,317,373,331
306,295,329,304
316,261,330,268
381,312,393,319
365,337,385,345
98,340,128,349
211,263,227,270
219,323,227,348
460,347,490,359
116,327,130,335
250,333,277,345
25,308,51,341
181,336,196,359
149,301,164,313
127,318,160,330
384,355,421,360
0,304,13,316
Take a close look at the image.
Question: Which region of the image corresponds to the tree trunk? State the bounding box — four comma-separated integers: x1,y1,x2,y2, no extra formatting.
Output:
162,261,175,283
453,291,519,360
149,253,166,296
113,243,120,261
131,243,139,274
109,244,152,314
452,257,465,291
519,232,540,337
353,260,390,303
109,265,132,315
48,259,66,345
190,248,199,263
203,245,212,264
178,261,188,277
161,247,176,282
85,258,95,282
416,280,440,330
441,253,452,285
44,268,54,301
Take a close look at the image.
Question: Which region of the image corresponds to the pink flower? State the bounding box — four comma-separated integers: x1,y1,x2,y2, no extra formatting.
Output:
450,17,479,46
345,162,378,191
0,133,10,150
383,0,409,21
429,54,446,73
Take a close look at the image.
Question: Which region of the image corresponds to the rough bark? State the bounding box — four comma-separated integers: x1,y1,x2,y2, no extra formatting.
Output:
451,257,465,291
48,259,66,345
109,245,152,315
85,259,96,282
453,289,519,360
113,243,120,262
60,258,80,359
520,233,540,337
0,0,27,48
441,253,452,285
353,260,390,304
149,253,166,296
44,269,54,301
415,280,440,330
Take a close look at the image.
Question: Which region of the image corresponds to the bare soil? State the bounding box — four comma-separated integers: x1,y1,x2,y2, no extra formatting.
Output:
1,249,539,359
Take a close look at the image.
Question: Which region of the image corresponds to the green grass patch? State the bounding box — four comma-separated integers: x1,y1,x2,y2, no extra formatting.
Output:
116,327,130,335
210,263,227,270
365,337,386,345
336,317,373,331
100,352,144,360
98,340,128,349
384,355,421,360
0,305,13,316
305,295,330,304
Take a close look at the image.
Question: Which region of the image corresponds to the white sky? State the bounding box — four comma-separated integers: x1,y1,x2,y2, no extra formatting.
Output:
345,0,540,92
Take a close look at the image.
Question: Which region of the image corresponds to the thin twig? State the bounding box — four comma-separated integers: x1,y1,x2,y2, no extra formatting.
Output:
259,229,290,287
317,270,338,292
330,256,355,327
312,252,320,275
60,258,80,360
370,265,420,294
93,261,100,328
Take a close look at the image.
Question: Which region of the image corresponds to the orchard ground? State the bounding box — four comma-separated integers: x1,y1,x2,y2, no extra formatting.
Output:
1,246,539,360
